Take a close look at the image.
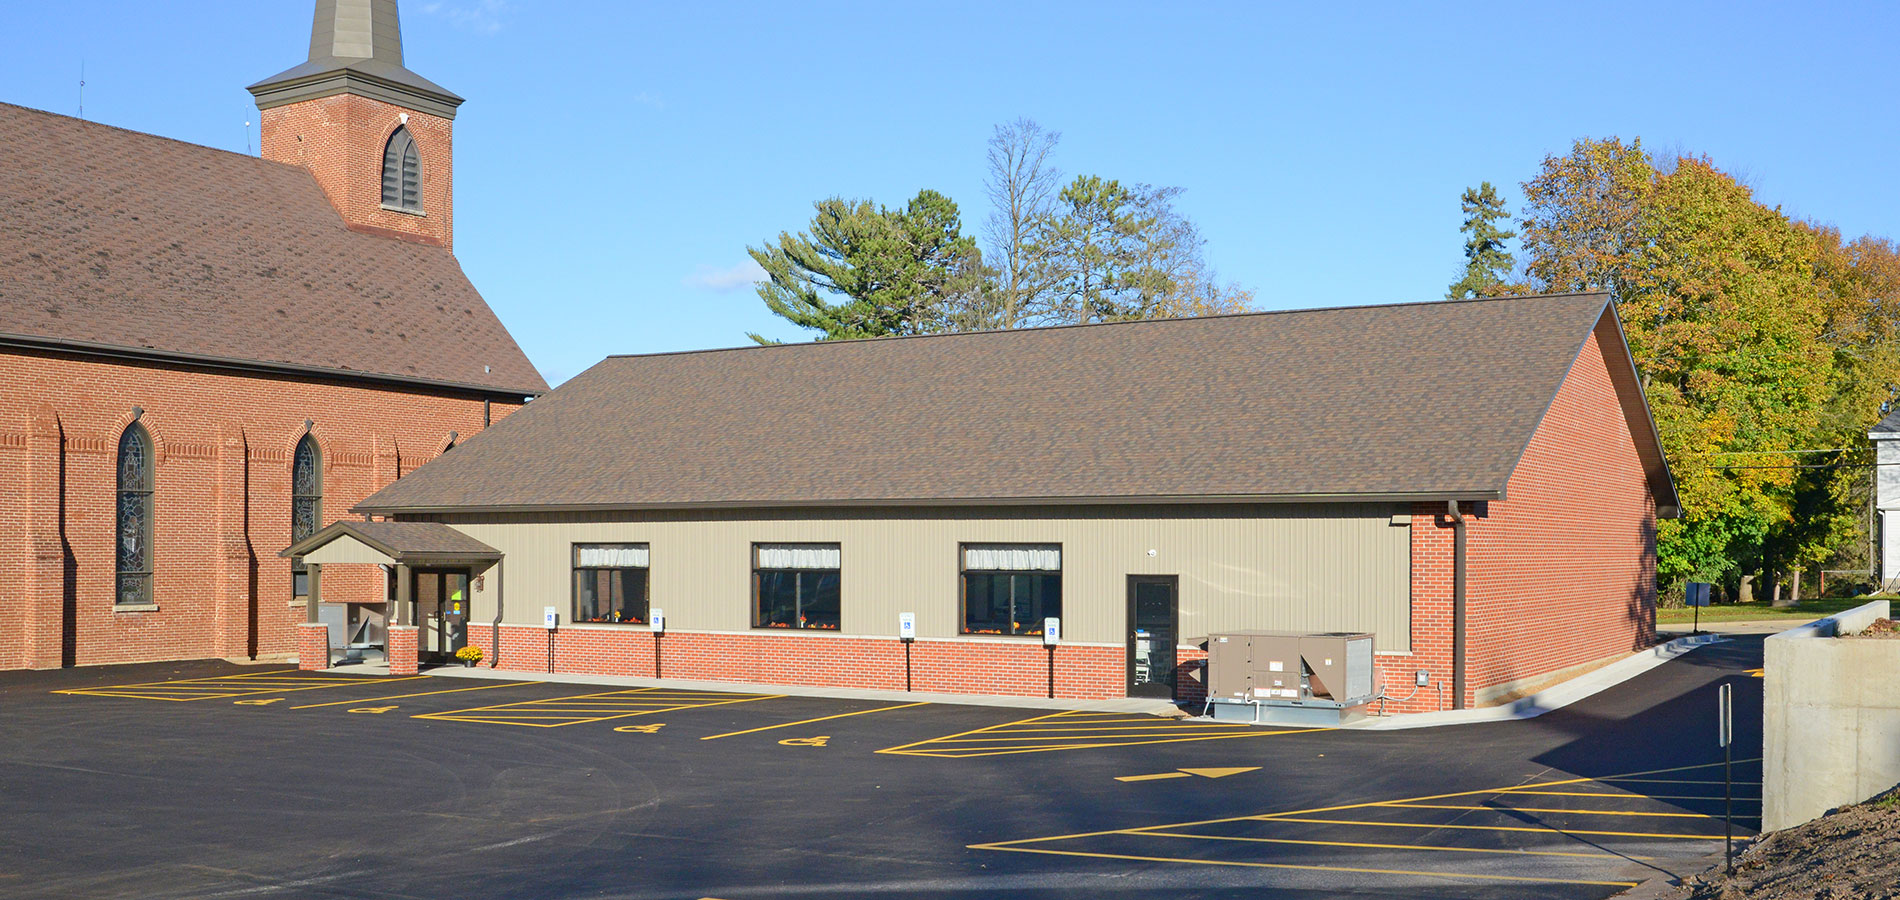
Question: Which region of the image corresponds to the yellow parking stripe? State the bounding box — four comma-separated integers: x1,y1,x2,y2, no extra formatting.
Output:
1377,802,1723,819
54,673,424,701
290,681,528,709
879,707,1328,758
1259,816,1726,840
1497,790,1762,801
1140,830,1657,860
699,702,928,741
967,845,1639,889
415,688,783,727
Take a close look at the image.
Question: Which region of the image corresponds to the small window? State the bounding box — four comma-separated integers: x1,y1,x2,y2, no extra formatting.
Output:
752,543,840,630
961,543,1061,636
381,126,422,212
573,544,649,624
291,435,321,598
115,423,155,607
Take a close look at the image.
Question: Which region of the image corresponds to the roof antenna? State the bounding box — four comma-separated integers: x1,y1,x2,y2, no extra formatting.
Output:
77,59,85,120
244,111,253,156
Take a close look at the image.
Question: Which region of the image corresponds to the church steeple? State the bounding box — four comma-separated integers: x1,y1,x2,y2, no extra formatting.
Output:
248,0,461,248
249,0,461,119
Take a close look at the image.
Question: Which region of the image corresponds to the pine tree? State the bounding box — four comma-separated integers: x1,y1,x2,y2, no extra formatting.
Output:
1445,182,1517,300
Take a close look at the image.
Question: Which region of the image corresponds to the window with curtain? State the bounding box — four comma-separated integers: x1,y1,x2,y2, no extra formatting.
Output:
380,126,421,212
115,423,154,607
961,543,1061,636
573,543,650,624
752,543,840,630
291,435,321,598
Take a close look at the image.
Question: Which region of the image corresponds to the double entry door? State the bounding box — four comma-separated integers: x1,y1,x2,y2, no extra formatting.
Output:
1127,575,1179,699
412,569,471,662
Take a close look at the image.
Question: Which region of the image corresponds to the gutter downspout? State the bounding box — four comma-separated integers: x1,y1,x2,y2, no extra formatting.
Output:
491,558,504,668
1447,499,1467,710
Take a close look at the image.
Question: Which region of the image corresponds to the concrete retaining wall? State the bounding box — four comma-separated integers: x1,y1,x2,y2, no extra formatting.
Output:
1763,599,1899,831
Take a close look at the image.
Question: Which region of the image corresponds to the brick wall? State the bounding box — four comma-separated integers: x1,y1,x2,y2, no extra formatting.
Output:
1370,324,1658,712
1467,325,1658,697
0,347,519,670
259,93,453,248
468,624,1125,700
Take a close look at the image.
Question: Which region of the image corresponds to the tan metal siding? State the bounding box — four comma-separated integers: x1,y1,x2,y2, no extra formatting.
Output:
442,503,1412,651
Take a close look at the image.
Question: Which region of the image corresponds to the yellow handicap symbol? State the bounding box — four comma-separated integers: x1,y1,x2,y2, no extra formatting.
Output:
614,723,667,734
349,706,399,714
234,698,282,706
779,736,830,748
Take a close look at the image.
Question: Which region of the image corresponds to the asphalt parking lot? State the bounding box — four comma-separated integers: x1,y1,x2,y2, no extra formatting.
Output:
0,637,1763,900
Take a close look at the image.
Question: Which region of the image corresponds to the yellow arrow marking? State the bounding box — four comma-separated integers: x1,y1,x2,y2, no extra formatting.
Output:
1116,772,1194,782
349,706,399,714
615,723,667,734
1179,767,1260,779
234,698,282,706
779,736,830,747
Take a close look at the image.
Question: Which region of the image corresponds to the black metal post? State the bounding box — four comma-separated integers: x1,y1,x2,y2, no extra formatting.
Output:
1046,644,1056,699
904,640,913,692
1725,738,1734,874
546,631,554,674
653,631,663,679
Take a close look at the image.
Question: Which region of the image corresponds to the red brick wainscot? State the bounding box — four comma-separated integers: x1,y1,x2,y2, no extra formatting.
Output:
468,624,1126,700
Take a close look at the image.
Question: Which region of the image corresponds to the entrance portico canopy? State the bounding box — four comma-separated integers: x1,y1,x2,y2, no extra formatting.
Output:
281,521,501,624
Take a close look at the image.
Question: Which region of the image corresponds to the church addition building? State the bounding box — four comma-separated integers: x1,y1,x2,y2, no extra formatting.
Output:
0,0,545,670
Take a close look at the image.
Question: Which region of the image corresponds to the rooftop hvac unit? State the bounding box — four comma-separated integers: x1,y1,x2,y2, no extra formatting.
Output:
1205,630,1375,726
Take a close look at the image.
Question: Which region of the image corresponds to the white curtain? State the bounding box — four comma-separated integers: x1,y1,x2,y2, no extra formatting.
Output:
963,544,1061,571
577,544,649,568
755,543,841,569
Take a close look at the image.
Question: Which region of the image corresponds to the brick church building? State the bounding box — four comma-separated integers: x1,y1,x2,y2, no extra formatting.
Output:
0,0,545,670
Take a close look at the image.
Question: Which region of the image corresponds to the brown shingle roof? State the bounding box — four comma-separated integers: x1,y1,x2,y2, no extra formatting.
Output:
0,101,544,395
281,520,499,561
358,292,1673,513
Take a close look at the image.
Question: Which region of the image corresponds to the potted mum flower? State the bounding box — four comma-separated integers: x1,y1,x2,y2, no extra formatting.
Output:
454,645,484,667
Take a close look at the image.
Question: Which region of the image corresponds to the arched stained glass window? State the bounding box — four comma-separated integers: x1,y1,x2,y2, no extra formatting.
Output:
380,126,422,212
116,423,154,607
291,435,322,598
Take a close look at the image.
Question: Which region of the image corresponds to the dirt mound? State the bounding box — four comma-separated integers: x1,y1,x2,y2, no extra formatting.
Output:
1672,784,1900,899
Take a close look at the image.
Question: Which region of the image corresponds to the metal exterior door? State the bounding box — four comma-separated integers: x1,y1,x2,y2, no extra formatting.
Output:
1127,575,1179,699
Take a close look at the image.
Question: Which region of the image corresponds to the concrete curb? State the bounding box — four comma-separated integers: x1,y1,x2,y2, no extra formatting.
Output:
422,663,1186,715
1346,633,1728,730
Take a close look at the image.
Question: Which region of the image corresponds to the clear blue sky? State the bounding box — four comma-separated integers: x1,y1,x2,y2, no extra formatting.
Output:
4,1,1895,385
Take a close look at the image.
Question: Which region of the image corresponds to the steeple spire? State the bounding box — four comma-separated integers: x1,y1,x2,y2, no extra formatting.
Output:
309,0,405,65
248,0,462,119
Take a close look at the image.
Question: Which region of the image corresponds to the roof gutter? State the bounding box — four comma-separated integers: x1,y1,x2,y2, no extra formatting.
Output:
0,332,543,401
353,489,1506,517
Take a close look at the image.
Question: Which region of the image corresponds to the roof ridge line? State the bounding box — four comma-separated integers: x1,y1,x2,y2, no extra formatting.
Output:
605,290,1615,362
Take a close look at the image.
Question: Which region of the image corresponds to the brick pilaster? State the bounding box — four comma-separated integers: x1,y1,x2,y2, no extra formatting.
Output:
25,404,64,669
387,625,419,675
296,621,331,671
214,423,252,658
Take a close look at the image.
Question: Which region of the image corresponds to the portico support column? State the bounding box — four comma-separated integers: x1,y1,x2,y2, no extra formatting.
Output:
295,562,330,671
388,563,419,675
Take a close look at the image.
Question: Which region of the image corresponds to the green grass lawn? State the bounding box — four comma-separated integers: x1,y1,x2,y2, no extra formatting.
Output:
1655,596,1886,624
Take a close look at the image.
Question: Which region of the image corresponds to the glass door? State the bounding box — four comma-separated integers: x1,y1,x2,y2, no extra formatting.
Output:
412,570,470,662
1127,575,1179,699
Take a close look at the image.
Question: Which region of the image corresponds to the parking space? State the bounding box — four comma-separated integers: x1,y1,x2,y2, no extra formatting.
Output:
1,637,1766,899
974,759,1762,892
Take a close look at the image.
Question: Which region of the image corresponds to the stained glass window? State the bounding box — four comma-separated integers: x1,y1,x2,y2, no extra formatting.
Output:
291,435,321,597
115,423,153,607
